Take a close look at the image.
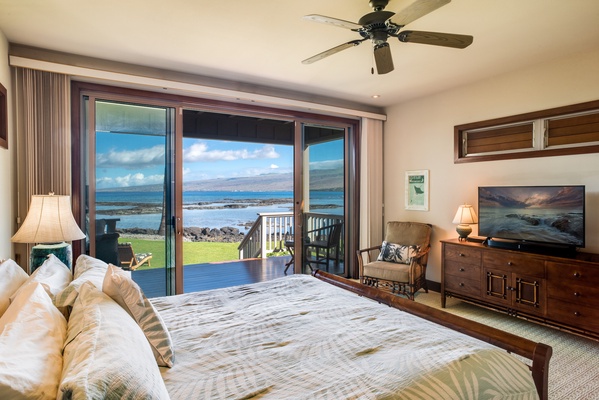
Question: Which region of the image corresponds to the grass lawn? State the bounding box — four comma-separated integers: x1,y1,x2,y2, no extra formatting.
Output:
120,237,240,270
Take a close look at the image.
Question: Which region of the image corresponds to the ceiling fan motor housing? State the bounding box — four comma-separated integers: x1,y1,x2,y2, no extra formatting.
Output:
369,0,389,11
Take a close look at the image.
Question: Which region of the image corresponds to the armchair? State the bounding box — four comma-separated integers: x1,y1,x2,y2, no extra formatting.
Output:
357,221,432,300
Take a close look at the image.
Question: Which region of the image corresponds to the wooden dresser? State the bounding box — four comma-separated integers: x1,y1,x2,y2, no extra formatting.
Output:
441,238,599,340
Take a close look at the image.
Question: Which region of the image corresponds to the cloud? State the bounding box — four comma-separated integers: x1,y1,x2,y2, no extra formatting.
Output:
96,173,164,189
97,145,165,169
270,164,279,169
310,159,343,170
183,142,280,162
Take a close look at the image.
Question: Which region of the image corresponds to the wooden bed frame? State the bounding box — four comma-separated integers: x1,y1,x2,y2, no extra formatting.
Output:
312,270,552,400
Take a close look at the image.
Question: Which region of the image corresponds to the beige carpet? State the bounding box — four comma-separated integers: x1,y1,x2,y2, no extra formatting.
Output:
414,291,599,400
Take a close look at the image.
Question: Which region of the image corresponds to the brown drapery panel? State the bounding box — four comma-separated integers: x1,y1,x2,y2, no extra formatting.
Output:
13,68,71,270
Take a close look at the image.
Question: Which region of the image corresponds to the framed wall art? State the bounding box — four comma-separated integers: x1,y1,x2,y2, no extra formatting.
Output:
0,82,6,149
405,170,429,211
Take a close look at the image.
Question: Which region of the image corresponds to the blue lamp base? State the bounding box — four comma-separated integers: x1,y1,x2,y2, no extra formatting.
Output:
30,242,72,273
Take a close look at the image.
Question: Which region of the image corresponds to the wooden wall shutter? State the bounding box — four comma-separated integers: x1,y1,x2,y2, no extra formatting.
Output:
546,111,599,147
466,122,534,155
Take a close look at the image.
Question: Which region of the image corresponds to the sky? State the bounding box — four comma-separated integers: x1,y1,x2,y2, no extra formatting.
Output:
94,132,343,189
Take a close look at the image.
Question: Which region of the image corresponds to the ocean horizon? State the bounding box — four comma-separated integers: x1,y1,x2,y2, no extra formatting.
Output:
96,190,343,232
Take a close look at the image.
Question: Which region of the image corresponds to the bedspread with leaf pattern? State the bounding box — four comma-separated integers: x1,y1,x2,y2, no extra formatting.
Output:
152,275,538,400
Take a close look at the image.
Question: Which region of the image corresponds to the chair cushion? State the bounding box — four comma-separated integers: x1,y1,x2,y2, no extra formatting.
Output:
363,260,410,283
377,241,420,264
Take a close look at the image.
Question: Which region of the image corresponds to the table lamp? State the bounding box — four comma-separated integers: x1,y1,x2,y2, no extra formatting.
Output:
452,204,478,241
11,193,85,273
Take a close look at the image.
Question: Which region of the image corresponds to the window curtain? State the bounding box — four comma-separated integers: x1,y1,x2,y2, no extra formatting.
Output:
359,118,384,251
13,68,71,269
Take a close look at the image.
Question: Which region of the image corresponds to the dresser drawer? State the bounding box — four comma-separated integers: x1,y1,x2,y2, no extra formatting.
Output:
483,251,545,277
445,276,481,298
547,298,599,333
444,260,481,282
444,244,482,265
547,261,599,288
547,278,599,306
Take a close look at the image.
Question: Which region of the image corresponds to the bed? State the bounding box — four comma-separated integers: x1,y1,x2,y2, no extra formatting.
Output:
152,270,551,399
0,255,551,400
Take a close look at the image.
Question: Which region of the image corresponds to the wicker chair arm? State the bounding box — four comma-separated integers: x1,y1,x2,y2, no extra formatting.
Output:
356,245,383,277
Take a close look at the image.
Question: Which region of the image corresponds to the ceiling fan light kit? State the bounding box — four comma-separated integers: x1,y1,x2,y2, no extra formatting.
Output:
303,0,473,75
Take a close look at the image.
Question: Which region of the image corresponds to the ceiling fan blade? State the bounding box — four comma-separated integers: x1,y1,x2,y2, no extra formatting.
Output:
303,14,362,30
302,39,365,64
397,30,473,48
393,0,451,26
374,43,394,74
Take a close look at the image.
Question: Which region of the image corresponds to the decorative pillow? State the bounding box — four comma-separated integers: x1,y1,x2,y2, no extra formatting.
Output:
103,264,174,367
0,259,28,317
58,282,170,400
0,282,67,400
11,254,72,301
54,255,109,309
377,241,420,264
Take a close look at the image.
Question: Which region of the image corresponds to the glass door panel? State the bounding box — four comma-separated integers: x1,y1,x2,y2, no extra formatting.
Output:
298,125,346,275
86,100,175,297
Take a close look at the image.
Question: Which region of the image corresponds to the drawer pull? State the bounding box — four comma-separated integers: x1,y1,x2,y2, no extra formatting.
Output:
507,261,513,266
573,272,581,278
574,311,581,317
459,282,464,287
574,292,580,297
458,253,465,257
459,268,465,272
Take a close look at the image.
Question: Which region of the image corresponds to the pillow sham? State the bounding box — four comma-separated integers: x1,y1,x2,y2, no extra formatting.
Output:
377,241,420,264
0,259,28,317
12,254,72,301
54,255,109,309
103,264,174,368
58,282,170,400
0,282,67,400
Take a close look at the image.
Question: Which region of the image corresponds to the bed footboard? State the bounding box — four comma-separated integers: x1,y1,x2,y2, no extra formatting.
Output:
312,270,552,400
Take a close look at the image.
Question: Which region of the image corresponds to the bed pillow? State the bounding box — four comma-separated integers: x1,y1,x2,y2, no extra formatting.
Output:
0,259,28,317
103,264,175,367
72,254,108,280
54,255,109,309
377,241,420,264
58,282,170,400
0,282,67,400
12,254,72,301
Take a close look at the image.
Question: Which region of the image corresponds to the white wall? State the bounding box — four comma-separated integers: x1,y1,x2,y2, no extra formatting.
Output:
0,30,13,260
384,48,599,283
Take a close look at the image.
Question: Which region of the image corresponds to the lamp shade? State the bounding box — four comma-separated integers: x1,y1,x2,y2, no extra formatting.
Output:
11,194,85,244
452,204,478,225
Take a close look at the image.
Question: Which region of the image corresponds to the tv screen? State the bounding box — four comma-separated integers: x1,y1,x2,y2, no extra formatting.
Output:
478,185,585,248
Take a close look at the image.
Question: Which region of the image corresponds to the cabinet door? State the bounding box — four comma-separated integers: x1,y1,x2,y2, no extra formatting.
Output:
512,274,546,316
482,268,510,307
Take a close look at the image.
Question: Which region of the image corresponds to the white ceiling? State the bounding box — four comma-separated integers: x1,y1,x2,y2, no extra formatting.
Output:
1,0,598,108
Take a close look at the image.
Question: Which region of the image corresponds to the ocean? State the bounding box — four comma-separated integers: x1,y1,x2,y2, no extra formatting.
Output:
96,191,343,232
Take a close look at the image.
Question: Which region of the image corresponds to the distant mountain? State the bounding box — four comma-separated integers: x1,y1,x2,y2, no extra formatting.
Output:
99,169,343,192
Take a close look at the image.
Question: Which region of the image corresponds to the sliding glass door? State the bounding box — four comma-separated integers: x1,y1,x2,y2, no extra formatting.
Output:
295,123,352,276
83,98,175,296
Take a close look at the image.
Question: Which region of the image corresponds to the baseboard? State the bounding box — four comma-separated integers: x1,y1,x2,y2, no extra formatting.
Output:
426,280,440,293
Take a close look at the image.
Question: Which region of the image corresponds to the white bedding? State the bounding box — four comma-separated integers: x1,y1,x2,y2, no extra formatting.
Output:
152,275,538,399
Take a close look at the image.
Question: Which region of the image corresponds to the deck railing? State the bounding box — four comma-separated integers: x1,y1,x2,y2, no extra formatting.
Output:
238,212,343,259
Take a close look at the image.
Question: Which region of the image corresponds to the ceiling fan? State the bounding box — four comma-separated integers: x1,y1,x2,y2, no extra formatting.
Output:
302,0,473,74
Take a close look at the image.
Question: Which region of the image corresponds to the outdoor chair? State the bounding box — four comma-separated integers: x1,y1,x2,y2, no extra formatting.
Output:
306,222,343,271
118,242,153,271
357,221,432,300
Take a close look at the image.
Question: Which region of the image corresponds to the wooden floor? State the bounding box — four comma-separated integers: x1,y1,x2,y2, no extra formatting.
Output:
132,256,345,298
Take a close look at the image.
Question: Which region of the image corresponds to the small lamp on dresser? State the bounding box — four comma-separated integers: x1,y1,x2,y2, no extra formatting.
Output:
11,193,85,273
452,204,478,241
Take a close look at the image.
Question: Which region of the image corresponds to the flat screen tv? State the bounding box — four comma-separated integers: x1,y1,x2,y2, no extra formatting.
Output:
478,185,585,251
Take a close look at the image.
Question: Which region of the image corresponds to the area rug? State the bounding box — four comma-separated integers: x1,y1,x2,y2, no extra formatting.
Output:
415,291,599,400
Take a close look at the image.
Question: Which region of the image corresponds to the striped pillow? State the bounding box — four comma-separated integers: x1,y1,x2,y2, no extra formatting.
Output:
102,264,174,367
